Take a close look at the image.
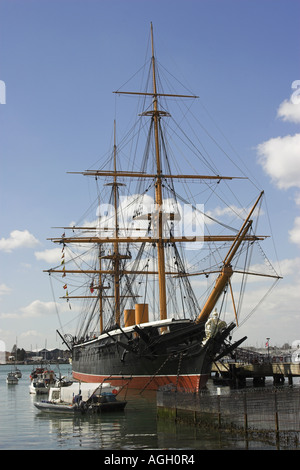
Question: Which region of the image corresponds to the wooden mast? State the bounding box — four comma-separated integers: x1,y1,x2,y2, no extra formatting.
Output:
112,120,121,325
150,22,167,322
195,191,264,324
98,241,104,333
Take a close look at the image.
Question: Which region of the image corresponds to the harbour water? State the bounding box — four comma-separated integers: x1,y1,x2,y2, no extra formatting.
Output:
0,364,298,451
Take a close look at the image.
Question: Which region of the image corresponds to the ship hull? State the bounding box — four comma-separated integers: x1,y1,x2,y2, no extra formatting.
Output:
72,370,209,391
71,319,234,391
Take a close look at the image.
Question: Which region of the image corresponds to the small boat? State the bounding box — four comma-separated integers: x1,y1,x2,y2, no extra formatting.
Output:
14,368,22,378
6,371,19,385
29,366,47,380
34,382,127,414
29,367,57,394
29,379,49,395
13,339,22,378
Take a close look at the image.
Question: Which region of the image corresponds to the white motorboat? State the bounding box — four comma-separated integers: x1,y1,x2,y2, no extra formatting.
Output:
6,371,19,385
29,378,49,395
34,382,127,414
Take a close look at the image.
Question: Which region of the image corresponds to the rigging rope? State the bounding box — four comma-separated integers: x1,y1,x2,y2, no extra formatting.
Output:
49,275,65,334
237,278,280,328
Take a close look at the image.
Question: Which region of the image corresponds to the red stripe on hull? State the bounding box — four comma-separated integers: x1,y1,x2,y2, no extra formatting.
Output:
72,370,209,391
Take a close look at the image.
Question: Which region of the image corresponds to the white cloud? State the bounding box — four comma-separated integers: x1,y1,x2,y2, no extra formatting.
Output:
19,300,56,318
257,133,300,190
18,299,76,319
206,205,262,225
289,196,300,246
277,99,300,123
276,257,300,276
294,193,300,206
0,312,19,319
258,94,300,249
234,276,300,345
0,230,40,253
35,248,62,264
20,330,41,339
0,284,12,296
289,217,300,247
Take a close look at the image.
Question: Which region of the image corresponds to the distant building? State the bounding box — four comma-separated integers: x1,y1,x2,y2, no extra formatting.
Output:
25,348,70,362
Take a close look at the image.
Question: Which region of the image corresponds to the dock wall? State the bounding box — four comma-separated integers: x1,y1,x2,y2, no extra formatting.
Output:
157,387,300,447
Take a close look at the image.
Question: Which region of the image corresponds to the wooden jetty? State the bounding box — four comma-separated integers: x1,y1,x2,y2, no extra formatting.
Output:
212,361,300,387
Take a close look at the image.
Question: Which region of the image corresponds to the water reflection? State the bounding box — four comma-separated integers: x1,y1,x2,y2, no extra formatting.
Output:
1,365,297,450
33,390,159,449
34,413,124,449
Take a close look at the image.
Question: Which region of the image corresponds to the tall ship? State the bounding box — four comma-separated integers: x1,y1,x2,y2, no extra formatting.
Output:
46,25,281,391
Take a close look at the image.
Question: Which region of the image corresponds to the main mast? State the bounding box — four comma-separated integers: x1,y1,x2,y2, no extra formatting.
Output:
112,120,121,324
150,22,167,322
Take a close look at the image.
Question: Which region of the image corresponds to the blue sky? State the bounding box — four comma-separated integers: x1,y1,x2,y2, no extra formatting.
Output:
0,0,300,352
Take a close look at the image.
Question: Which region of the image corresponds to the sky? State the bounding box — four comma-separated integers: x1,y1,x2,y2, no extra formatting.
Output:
0,0,300,353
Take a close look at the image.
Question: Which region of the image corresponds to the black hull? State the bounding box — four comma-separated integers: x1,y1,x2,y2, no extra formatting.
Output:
71,319,236,390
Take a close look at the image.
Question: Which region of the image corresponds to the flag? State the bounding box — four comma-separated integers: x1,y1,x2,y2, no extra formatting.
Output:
265,341,269,347
90,281,94,293
63,284,67,289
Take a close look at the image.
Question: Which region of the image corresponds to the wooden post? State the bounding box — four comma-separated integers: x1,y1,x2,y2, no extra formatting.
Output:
243,393,248,435
217,394,221,428
274,390,280,444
